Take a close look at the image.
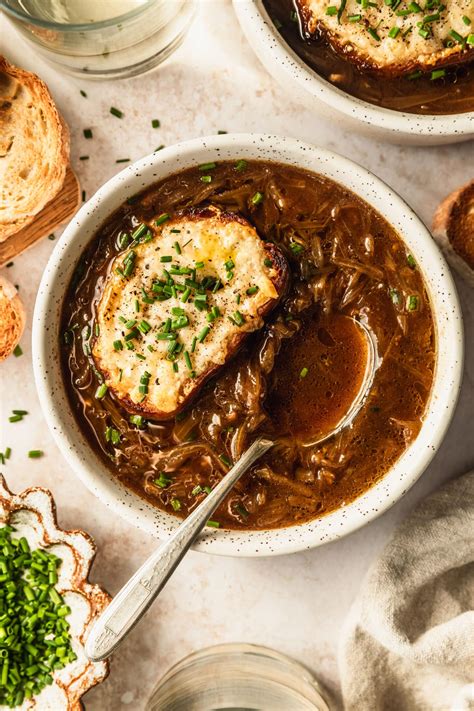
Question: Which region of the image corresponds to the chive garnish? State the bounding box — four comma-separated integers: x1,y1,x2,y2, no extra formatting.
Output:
174,241,181,254
219,454,232,467
110,106,123,118
430,69,446,80
160,255,172,263
83,128,93,139
390,289,401,305
407,295,418,311
197,326,210,343
184,351,193,371
13,345,23,357
230,311,245,326
171,498,181,511
300,367,309,378
155,213,170,226
191,336,197,353
80,89,87,97
200,175,212,183
105,426,121,445
235,159,247,171
151,119,161,128
79,155,89,161
116,158,130,163
95,384,108,399
246,286,259,295
154,472,171,488
251,191,263,205
207,520,220,528
326,5,338,14
407,254,416,268
192,485,203,495
28,450,43,459
130,415,145,427
264,258,273,268
199,162,217,171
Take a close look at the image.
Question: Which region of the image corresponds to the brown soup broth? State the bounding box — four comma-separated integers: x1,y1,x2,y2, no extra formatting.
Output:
264,0,474,115
60,160,435,530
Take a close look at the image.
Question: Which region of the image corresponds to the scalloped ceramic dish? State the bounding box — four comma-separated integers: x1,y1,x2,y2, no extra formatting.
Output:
0,475,110,708
233,0,474,145
33,134,463,557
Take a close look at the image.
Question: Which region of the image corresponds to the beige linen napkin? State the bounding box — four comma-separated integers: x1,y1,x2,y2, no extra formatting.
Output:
339,471,474,711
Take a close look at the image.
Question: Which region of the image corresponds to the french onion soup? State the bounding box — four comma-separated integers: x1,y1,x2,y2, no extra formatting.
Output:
264,0,474,114
60,160,435,530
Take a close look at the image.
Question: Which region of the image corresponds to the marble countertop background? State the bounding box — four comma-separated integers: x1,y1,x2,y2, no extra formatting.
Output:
1,1,473,708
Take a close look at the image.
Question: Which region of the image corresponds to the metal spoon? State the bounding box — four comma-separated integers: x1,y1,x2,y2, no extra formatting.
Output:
85,317,377,662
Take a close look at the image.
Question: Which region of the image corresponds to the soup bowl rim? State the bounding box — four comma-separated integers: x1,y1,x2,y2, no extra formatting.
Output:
232,0,474,140
32,133,463,557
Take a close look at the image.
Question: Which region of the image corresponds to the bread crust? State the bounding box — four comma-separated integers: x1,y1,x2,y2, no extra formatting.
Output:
0,56,70,242
432,181,474,285
0,275,26,361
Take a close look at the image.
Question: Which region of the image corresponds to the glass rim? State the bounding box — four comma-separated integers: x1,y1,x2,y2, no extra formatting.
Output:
0,0,160,31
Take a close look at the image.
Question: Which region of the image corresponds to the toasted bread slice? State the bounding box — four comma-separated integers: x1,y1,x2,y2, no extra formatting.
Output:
93,206,288,420
432,181,474,285
296,0,474,75
0,56,69,242
0,275,25,361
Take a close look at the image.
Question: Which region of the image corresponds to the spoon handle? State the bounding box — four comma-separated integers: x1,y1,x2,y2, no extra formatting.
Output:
85,435,274,662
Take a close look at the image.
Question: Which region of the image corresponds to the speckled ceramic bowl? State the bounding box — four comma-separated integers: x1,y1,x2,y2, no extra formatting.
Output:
33,134,463,557
233,0,474,146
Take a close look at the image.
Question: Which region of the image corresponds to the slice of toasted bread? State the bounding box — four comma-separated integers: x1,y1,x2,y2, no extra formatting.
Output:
93,206,288,420
0,275,25,361
0,56,69,243
296,0,474,76
432,181,474,286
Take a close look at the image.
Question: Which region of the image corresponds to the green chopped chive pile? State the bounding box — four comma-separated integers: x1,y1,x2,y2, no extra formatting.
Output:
12,346,22,358
0,527,76,707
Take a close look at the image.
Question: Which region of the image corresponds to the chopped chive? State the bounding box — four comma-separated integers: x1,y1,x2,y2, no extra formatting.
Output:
155,213,170,226
155,144,165,151
264,257,273,268
199,162,217,171
192,485,203,495
462,15,471,25
13,345,23,357
235,159,247,171
160,255,172,263
116,158,130,163
28,450,43,459
407,254,416,268
326,5,337,14
83,128,93,139
206,520,220,528
95,384,108,399
79,155,89,161
184,351,193,371
171,498,181,511
154,472,171,488
430,69,446,80
300,367,309,379
197,326,210,343
191,336,197,353
110,106,123,118
136,353,146,360
80,89,87,97
151,119,160,128
219,453,232,467
467,33,474,45
173,241,181,254
290,242,304,255
130,415,145,427
230,311,245,327
246,285,259,295
388,26,400,37
390,289,401,305
251,191,263,205
200,175,212,183
367,27,381,41
4,447,11,460
407,295,418,311
82,190,86,202
449,29,464,43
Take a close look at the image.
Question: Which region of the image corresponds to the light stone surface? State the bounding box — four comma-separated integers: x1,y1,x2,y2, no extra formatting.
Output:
0,2,472,709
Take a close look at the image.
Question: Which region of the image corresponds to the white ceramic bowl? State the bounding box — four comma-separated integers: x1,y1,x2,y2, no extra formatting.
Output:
233,0,474,145
33,134,463,557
